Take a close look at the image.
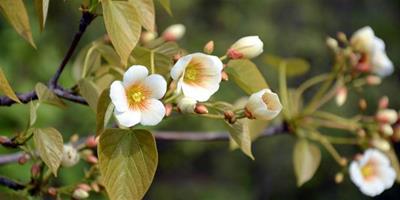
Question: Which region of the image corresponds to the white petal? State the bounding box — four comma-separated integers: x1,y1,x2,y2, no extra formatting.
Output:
110,81,128,112
349,161,364,186
181,83,216,102
378,166,396,188
114,109,141,127
170,54,192,80
143,74,167,99
359,179,385,197
372,50,394,77
373,37,386,51
140,99,166,126
123,65,149,86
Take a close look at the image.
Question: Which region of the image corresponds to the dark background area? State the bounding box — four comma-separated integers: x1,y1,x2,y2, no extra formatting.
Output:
0,0,400,199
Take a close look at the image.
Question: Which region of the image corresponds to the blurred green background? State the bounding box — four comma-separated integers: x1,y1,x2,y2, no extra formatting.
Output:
1,0,400,199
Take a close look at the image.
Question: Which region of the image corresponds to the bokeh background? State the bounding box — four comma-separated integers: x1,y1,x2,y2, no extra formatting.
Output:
1,0,400,199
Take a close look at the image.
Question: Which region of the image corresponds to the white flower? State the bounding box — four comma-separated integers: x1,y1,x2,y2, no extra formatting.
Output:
349,149,396,197
350,26,394,77
162,24,186,41
61,145,80,167
177,96,197,113
245,89,282,120
170,53,223,102
228,36,264,59
376,109,398,125
110,65,167,127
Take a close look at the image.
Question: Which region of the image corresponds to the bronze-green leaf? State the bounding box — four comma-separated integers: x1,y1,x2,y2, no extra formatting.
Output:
130,0,155,32
0,67,21,103
33,127,64,176
34,0,50,31
225,59,269,95
78,79,100,112
102,0,141,65
225,120,254,160
29,101,40,127
35,83,66,108
98,128,158,200
158,0,172,15
132,47,173,77
0,0,36,48
96,88,112,136
264,54,310,77
293,139,321,187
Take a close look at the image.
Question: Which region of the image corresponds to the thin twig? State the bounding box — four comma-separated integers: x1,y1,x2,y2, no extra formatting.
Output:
0,176,25,190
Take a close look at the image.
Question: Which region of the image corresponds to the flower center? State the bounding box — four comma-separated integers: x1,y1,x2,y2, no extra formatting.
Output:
361,162,376,180
185,68,198,81
262,93,277,110
184,59,203,84
126,84,149,109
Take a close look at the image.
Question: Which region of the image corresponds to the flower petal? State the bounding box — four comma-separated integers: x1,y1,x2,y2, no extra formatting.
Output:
140,99,166,126
114,109,141,127
110,81,128,112
123,65,149,86
143,74,167,99
181,83,216,102
170,54,192,80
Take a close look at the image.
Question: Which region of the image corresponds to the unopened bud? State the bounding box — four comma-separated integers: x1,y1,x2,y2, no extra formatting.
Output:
203,40,214,54
366,75,381,86
86,155,98,164
91,182,100,192
85,136,97,148
0,136,9,144
357,129,366,138
337,32,347,43
48,187,57,196
162,24,186,41
371,138,391,151
358,99,367,111
177,97,197,114
70,134,79,143
339,158,348,166
335,87,347,107
78,183,92,192
380,124,394,137
326,37,338,50
221,71,229,81
164,103,173,117
228,36,263,59
224,111,236,124
72,188,89,200
335,173,344,184
31,163,41,177
376,109,398,125
18,153,30,165
378,96,389,109
141,31,157,43
392,125,400,142
194,104,209,114
61,145,80,167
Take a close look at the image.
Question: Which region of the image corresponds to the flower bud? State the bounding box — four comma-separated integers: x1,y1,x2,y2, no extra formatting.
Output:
371,138,391,151
162,24,186,41
91,182,100,192
228,36,263,59
18,153,30,165
78,183,92,192
366,75,381,86
61,145,80,167
335,87,347,107
335,172,344,184
221,71,229,81
85,136,97,148
224,111,236,124
85,155,98,164
358,99,367,111
203,40,214,54
376,109,398,125
337,32,347,43
70,134,79,143
177,97,197,114
380,124,394,137
31,163,41,177
245,89,282,120
164,103,173,117
378,96,389,110
194,104,209,114
326,37,338,50
141,31,157,43
72,188,89,200
48,187,57,196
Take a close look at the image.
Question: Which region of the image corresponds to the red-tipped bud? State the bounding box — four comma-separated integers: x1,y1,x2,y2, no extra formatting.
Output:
366,75,382,86
85,136,97,148
221,71,229,81
203,40,214,54
48,187,57,196
18,154,30,165
78,183,92,192
378,96,389,109
376,109,398,125
164,103,173,117
335,87,347,106
194,104,208,114
86,155,98,164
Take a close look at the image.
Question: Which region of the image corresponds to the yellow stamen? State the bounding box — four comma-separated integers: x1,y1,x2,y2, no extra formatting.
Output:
126,84,150,109
184,59,203,84
361,162,376,179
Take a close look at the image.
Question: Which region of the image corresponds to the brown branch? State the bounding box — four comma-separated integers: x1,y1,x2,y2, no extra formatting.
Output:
0,176,25,190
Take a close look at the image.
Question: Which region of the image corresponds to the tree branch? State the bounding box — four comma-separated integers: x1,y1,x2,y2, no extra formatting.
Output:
0,176,25,190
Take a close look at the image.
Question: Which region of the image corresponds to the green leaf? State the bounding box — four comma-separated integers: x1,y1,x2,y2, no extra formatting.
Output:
132,47,173,77
34,0,50,31
33,127,64,176
158,0,172,15
96,88,112,136
102,0,141,65
130,0,155,32
78,79,100,111
293,139,321,187
98,128,158,200
225,59,269,95
224,120,254,160
95,44,123,67
29,101,40,127
35,83,66,108
0,67,21,103
0,0,36,48
264,54,310,77
152,42,180,57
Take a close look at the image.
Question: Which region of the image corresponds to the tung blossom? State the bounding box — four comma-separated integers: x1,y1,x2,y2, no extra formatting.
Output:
350,149,396,197
245,89,282,120
171,53,223,102
350,26,394,77
228,36,264,59
61,145,80,167
162,24,186,41
110,65,167,127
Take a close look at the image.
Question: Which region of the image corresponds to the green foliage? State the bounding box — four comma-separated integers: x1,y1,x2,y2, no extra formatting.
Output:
35,83,66,108
225,120,254,160
158,0,172,15
34,0,50,31
264,55,310,77
0,67,21,103
96,88,112,136
293,139,321,187
98,128,158,200
225,59,269,94
33,127,64,176
78,78,100,112
131,0,156,32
